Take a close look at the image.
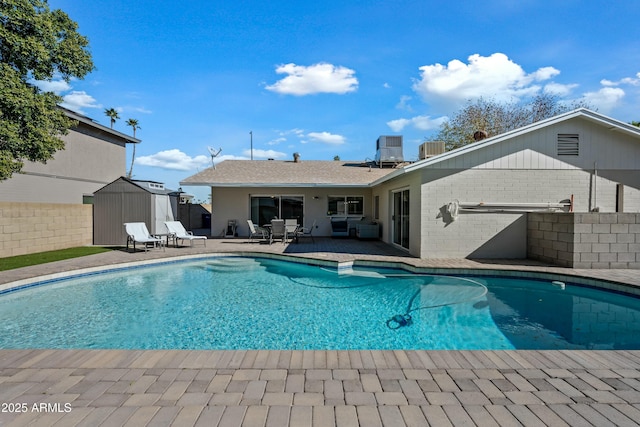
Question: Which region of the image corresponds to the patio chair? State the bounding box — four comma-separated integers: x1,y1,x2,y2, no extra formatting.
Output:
124,222,163,252
297,220,316,243
269,219,286,244
165,221,207,247
284,219,298,243
247,219,268,243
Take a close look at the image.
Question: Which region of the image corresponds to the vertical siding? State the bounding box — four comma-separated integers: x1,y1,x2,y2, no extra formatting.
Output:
93,180,152,245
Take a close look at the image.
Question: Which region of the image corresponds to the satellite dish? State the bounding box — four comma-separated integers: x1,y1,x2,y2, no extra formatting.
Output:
207,147,222,169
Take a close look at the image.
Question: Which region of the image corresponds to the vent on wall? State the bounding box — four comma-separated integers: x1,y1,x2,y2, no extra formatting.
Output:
557,134,579,156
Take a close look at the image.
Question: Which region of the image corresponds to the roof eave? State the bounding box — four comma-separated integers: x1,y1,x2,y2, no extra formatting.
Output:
179,182,375,188
59,107,142,144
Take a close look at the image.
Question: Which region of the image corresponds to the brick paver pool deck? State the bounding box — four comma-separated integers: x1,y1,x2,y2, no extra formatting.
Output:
2,238,640,426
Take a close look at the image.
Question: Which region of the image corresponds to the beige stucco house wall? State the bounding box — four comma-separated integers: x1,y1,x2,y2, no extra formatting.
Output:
209,186,376,238
182,109,640,261
0,108,140,257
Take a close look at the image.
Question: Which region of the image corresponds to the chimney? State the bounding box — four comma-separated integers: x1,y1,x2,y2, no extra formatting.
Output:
293,152,301,163
473,130,488,141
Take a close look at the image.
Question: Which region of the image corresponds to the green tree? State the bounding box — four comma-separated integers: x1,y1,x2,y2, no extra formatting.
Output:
0,0,93,181
631,121,640,128
434,93,591,150
104,108,119,129
125,118,140,178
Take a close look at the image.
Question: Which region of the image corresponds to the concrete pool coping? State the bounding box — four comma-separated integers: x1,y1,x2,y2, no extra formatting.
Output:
2,238,640,426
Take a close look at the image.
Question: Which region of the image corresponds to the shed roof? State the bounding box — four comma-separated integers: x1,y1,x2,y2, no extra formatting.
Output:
94,176,175,195
180,160,397,188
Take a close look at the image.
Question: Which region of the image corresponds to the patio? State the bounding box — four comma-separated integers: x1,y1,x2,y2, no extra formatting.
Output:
2,238,640,426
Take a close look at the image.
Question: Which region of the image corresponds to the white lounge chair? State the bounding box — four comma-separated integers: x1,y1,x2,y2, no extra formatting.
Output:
124,222,163,252
165,221,207,247
247,219,268,243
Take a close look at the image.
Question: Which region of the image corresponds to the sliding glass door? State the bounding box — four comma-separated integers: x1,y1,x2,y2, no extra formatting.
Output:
250,195,303,226
392,189,410,250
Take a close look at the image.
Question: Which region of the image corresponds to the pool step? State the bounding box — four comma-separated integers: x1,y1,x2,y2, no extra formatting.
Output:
205,257,266,273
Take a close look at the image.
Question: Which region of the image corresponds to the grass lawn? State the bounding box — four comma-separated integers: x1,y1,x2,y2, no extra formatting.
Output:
0,247,115,271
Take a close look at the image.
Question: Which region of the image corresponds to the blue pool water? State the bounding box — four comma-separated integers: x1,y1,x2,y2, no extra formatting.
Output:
2,256,640,350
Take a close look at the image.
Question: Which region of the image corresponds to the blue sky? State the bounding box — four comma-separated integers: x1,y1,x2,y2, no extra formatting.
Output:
44,0,640,201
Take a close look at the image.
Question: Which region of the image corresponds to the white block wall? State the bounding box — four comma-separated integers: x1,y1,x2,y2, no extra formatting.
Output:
419,168,622,259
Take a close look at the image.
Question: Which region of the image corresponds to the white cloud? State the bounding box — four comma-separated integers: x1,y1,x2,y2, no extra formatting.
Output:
307,131,346,145
412,53,560,107
601,72,640,87
279,128,305,137
266,63,358,95
543,82,578,97
60,91,102,113
396,95,413,111
267,137,286,146
582,87,625,113
136,149,210,171
387,115,448,132
242,149,286,159
32,78,71,94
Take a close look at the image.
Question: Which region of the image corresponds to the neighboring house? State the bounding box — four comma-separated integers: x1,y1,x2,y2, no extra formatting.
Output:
0,106,140,204
0,107,140,257
180,108,640,261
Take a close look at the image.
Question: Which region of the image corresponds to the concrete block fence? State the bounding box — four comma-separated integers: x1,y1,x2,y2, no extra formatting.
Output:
528,212,640,268
0,202,92,258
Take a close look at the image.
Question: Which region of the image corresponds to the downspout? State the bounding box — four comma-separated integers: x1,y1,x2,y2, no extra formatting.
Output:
592,162,599,212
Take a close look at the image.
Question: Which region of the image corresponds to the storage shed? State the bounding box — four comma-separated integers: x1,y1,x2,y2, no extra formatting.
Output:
93,177,179,245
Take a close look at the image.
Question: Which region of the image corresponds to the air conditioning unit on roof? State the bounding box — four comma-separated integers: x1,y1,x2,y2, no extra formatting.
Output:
375,135,403,167
418,141,445,160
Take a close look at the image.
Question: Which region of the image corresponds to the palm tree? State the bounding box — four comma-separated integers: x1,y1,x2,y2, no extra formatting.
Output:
104,108,120,129
126,118,140,179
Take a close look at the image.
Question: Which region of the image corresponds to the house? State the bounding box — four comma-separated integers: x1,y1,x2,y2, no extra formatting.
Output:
0,107,140,204
181,108,640,264
0,107,140,257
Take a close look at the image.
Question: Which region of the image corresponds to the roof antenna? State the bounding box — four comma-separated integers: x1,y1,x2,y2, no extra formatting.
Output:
208,147,222,169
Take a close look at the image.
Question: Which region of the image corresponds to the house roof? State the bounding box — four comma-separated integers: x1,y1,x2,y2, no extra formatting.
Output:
370,108,640,186
181,109,640,190
59,106,141,144
180,160,397,188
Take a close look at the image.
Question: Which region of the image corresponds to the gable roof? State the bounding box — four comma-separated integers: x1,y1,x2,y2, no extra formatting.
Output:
370,108,640,186
180,160,396,188
95,176,175,195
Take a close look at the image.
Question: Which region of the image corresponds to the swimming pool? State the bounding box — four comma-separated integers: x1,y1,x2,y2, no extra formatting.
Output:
2,256,640,350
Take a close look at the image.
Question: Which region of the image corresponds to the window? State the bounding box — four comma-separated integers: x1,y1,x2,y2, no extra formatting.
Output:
557,134,579,156
250,195,303,226
327,196,364,216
